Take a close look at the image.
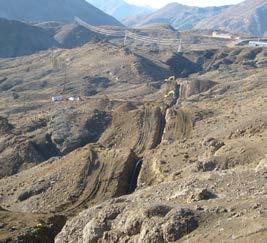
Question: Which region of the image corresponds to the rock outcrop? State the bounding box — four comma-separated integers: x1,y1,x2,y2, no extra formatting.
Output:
56,200,198,243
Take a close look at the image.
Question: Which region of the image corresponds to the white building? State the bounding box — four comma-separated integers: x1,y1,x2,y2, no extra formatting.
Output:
212,31,233,39
52,95,64,102
68,96,81,101
249,41,267,47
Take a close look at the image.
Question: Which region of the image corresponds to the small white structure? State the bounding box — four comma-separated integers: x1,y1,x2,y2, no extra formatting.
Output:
212,31,233,39
68,96,81,101
52,95,64,102
249,41,267,47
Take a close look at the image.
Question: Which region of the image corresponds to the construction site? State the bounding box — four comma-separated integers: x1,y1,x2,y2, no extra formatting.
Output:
0,3,266,243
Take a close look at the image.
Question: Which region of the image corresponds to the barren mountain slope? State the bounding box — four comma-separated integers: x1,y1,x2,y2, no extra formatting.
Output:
0,18,59,58
196,0,267,36
0,144,136,214
0,43,175,179
0,40,266,242
0,18,120,58
123,3,229,29
87,0,154,20
0,0,122,26
55,52,267,243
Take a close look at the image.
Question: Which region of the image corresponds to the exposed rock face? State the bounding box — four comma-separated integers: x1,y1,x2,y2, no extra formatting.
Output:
187,188,217,202
203,137,225,153
56,200,198,243
0,144,136,214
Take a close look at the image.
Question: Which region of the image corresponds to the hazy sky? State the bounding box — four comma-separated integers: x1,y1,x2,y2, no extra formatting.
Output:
125,0,244,8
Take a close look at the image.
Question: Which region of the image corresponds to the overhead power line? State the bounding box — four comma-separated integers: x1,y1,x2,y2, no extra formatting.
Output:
74,17,182,50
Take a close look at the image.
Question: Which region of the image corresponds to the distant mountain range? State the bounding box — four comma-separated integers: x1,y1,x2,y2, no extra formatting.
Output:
123,0,267,36
0,0,122,26
123,3,229,30
87,0,154,20
195,0,267,36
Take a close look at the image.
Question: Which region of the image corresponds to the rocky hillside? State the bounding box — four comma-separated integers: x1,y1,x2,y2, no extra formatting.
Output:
196,0,267,36
0,0,122,26
123,3,229,30
0,41,266,242
87,0,154,20
0,18,105,57
0,18,59,58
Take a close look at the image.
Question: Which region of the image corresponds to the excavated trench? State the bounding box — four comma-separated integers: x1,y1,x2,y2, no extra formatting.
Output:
128,158,143,193
8,81,181,243
126,81,181,193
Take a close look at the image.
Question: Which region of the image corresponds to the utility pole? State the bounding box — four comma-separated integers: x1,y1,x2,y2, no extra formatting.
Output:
124,32,128,46
177,39,182,53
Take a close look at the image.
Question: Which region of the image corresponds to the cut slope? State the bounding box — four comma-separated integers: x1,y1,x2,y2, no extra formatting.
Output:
0,144,136,214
